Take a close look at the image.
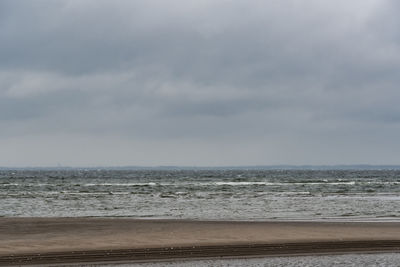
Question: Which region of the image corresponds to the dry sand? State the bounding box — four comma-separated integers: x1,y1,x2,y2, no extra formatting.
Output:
0,218,399,265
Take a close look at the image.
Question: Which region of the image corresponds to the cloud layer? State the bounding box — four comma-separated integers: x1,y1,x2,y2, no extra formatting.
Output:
1,0,400,166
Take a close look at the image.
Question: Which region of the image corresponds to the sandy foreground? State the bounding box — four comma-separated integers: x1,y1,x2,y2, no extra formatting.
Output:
0,218,399,265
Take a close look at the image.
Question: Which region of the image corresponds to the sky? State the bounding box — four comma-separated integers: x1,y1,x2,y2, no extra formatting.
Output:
1,0,400,167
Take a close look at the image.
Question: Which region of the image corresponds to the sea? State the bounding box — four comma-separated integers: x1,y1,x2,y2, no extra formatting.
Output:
1,168,399,220
79,253,400,267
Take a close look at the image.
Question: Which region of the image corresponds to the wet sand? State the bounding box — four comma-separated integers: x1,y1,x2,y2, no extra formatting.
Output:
0,218,399,265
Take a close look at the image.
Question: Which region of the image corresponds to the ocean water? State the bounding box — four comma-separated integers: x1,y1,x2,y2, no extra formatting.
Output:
70,253,400,267
0,169,399,220
73,253,400,267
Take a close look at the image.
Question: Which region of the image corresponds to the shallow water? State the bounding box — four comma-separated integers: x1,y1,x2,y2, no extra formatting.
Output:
72,253,400,267
1,169,400,220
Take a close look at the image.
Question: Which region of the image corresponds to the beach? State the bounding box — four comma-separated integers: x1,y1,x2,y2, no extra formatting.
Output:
0,218,399,265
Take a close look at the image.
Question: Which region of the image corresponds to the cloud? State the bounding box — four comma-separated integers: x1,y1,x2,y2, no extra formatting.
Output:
0,0,400,166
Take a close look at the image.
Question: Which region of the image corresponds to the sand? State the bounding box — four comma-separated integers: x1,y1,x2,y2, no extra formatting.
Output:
0,218,399,265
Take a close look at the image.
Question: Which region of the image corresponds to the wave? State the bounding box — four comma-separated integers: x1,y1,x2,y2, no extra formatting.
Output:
3,180,400,188
210,181,356,186
83,183,157,186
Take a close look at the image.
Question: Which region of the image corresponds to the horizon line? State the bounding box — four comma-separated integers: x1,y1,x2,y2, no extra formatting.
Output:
1,164,400,170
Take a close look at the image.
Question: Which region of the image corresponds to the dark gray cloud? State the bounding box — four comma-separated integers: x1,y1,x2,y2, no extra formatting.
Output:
1,0,400,166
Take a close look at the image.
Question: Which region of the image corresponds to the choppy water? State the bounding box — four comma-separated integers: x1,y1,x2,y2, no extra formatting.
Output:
74,253,400,267
1,169,400,220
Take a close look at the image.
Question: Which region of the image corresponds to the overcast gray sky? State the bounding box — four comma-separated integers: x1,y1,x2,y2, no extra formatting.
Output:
1,0,400,167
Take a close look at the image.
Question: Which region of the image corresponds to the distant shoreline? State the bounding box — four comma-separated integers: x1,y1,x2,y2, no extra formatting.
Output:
2,165,400,170
1,218,400,265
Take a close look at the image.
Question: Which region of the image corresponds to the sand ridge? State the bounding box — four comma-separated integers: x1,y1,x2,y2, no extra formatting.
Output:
0,218,399,265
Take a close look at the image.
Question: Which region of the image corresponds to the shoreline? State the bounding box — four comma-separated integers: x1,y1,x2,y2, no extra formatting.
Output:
1,218,400,265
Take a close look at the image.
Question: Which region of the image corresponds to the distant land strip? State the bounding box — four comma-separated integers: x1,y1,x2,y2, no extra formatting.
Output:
2,164,400,170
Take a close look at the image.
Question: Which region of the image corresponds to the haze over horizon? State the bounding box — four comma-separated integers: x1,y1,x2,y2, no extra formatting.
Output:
1,0,400,167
